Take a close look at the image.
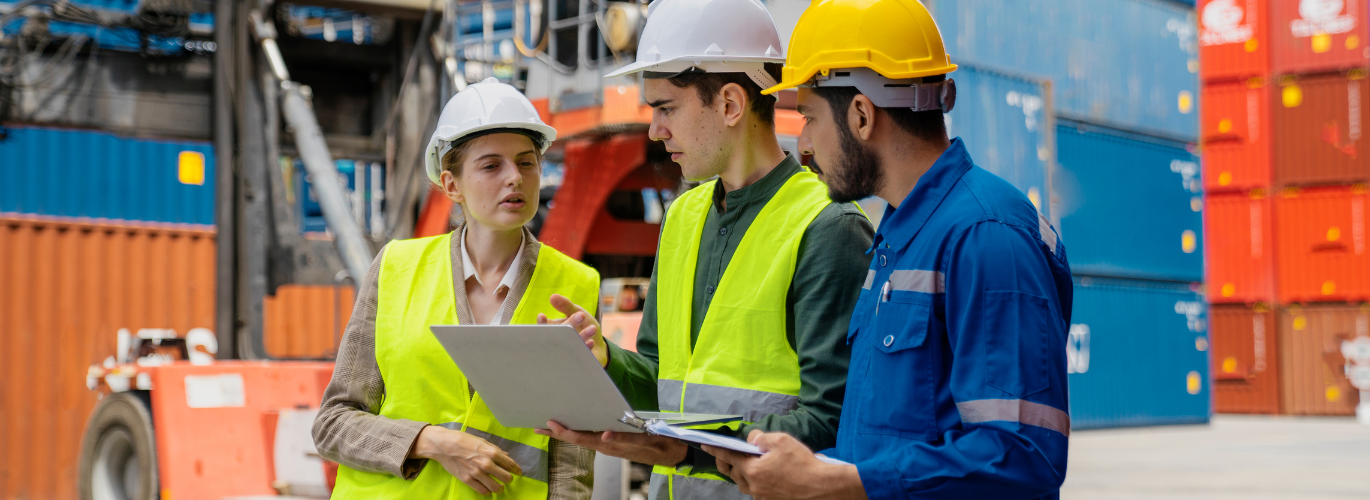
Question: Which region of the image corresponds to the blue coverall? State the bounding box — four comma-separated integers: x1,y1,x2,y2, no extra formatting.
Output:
826,138,1073,499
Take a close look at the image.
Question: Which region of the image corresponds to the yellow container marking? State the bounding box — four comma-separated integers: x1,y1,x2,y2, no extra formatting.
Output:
1326,385,1341,402
1187,371,1202,395
1219,171,1233,186
1327,226,1341,241
1222,357,1238,374
1218,118,1233,133
1179,91,1194,114
1322,281,1337,296
1313,33,1332,53
178,151,206,186
1348,35,1360,50
1283,84,1303,108
1221,283,1236,297
1182,230,1197,254
1294,315,1308,330
1245,38,1259,53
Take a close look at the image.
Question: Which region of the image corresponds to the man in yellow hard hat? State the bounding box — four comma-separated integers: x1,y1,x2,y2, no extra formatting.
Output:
535,0,873,499
701,1,1073,499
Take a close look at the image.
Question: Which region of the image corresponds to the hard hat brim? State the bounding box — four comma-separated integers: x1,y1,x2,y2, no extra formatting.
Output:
604,56,785,80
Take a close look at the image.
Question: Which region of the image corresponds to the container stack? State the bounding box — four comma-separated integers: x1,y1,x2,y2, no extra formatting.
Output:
932,0,1210,429
1198,0,1370,417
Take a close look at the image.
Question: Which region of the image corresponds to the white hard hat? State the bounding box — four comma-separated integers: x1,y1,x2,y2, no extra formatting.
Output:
603,0,785,89
425,77,558,184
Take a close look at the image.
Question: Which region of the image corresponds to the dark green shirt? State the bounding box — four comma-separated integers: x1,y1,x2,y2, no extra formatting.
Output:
604,155,874,472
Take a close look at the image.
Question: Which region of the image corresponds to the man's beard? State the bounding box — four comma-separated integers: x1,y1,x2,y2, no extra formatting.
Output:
814,123,883,203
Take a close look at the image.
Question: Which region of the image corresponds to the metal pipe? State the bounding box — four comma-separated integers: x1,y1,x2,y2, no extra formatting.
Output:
281,82,375,283
213,0,238,359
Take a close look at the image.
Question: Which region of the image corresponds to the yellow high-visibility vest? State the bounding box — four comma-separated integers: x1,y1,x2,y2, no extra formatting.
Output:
332,232,600,499
650,172,832,500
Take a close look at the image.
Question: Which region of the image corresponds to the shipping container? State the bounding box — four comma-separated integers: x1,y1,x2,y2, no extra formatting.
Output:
0,215,215,500
0,126,216,225
1210,304,1282,414
1271,70,1370,186
932,0,1200,140
1068,276,1211,429
1204,190,1277,303
1198,0,1272,81
1276,303,1367,415
944,65,1052,215
1201,78,1273,191
1054,123,1205,282
1269,0,1370,74
1274,185,1370,303
263,285,355,359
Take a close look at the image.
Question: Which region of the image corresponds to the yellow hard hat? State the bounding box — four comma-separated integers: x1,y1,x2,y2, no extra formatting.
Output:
764,0,957,97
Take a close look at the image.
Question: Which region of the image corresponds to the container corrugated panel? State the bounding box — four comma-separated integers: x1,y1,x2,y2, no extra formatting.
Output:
263,285,355,359
1055,123,1205,281
932,0,1200,140
0,126,216,225
1198,0,1272,81
1270,0,1370,74
1271,71,1370,186
1202,79,1273,191
1277,304,1366,415
1273,185,1370,302
0,215,215,500
944,65,1051,215
1210,304,1282,414
1204,190,1277,303
1068,276,1211,429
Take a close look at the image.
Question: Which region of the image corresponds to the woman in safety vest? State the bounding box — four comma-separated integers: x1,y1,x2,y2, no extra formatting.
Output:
313,78,603,499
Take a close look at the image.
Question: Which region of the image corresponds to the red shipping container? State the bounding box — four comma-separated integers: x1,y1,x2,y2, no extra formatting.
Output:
1202,79,1273,191
1199,0,1272,80
1211,304,1282,414
1274,185,1370,303
1277,304,1366,416
1271,71,1370,186
1270,0,1370,74
1205,191,1278,303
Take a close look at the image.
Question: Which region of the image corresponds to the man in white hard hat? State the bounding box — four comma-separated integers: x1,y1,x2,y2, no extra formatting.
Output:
535,0,873,498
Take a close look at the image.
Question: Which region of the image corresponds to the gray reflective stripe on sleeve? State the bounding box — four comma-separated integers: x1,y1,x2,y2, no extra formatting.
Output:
863,270,876,290
438,422,550,482
1038,213,1058,255
658,379,684,412
887,269,945,294
669,474,752,500
648,473,670,500
682,383,799,423
955,399,1071,437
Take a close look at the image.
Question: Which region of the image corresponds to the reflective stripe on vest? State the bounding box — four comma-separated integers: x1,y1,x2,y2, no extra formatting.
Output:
331,232,600,499
648,472,750,500
651,172,832,499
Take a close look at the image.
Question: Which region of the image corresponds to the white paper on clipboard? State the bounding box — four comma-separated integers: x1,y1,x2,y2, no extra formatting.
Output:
645,421,850,466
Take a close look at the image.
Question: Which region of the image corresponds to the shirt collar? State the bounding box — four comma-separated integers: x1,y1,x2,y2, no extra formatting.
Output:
461,225,525,295
710,154,803,213
873,138,974,253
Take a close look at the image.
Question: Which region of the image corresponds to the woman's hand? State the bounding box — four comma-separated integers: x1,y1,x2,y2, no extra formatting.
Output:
538,294,608,367
412,425,523,495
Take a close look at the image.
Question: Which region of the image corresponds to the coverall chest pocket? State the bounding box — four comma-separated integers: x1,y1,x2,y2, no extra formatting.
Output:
856,294,937,440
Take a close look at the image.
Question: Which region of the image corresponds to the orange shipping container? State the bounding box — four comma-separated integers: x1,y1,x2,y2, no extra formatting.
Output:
0,215,215,500
1198,0,1271,81
1272,71,1370,187
263,284,354,359
1274,185,1370,303
1210,304,1282,414
1204,191,1277,304
1270,0,1370,74
1202,79,1273,191
1277,304,1366,416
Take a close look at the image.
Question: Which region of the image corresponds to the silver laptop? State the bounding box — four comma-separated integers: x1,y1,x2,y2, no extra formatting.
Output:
431,325,740,433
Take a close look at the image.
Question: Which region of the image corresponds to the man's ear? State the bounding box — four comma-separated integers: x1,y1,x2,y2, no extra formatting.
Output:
849,94,877,141
719,82,748,127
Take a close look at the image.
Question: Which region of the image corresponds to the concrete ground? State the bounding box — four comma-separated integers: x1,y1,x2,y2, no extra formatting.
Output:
1062,415,1370,499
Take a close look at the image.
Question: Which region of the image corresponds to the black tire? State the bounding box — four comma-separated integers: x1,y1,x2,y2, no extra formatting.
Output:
78,392,158,500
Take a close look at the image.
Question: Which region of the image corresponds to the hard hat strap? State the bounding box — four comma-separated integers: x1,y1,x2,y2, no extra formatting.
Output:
806,67,956,112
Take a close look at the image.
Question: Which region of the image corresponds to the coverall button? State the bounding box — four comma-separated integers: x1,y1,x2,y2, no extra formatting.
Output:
884,335,895,346
719,227,728,236
880,255,887,266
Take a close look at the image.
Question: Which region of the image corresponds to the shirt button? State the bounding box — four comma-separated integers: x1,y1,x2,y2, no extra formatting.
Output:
706,285,715,294
880,255,887,267
719,227,728,236
884,335,895,347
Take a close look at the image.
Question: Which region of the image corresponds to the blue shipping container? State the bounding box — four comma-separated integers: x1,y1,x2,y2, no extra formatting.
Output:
945,65,1051,217
1054,122,1203,282
0,126,215,225
1068,276,1211,430
931,0,1199,140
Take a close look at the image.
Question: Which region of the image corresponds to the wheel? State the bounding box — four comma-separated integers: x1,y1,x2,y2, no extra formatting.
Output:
78,392,158,500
